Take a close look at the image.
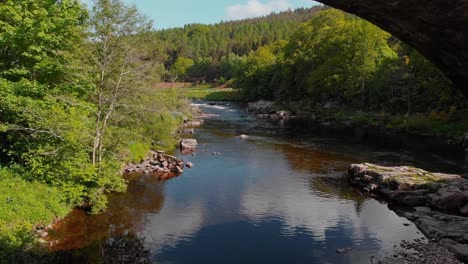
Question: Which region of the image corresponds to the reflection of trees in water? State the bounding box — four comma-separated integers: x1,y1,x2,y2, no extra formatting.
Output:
11,233,150,264
47,174,166,251
271,141,367,213
307,174,367,215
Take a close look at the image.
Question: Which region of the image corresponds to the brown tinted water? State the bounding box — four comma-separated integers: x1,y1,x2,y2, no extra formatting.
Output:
46,102,468,263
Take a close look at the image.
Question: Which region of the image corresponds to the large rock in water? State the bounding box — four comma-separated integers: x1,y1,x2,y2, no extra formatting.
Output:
180,138,198,151
348,163,468,212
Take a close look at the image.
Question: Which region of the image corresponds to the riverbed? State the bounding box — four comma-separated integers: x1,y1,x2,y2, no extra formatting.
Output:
46,102,468,263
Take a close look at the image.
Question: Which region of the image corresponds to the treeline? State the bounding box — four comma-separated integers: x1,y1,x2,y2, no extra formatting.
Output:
0,0,188,254
235,9,467,115
147,6,328,82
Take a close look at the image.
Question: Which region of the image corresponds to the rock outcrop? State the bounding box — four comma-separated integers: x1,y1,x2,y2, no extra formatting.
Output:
348,163,468,214
348,163,468,261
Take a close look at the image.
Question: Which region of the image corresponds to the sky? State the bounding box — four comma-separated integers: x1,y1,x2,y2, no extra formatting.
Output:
80,0,320,30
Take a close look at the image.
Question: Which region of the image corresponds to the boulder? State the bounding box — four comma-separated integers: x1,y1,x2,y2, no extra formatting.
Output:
348,163,468,210
239,134,248,139
430,186,468,212
247,100,273,113
186,162,194,168
185,120,203,127
171,166,183,173
180,138,198,151
349,163,464,192
183,128,195,134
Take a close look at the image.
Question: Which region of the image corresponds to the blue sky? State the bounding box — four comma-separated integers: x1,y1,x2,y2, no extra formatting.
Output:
80,0,319,30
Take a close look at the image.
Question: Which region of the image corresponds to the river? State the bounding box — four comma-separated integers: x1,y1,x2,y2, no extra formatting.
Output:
46,102,468,263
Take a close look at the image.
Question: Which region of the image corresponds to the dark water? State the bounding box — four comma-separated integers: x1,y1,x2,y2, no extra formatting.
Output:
47,102,468,263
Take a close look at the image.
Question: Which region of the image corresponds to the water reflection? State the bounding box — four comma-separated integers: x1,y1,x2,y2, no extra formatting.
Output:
48,102,464,263
48,174,165,251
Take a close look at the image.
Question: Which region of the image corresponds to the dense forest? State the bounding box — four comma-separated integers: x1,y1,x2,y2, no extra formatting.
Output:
147,5,328,82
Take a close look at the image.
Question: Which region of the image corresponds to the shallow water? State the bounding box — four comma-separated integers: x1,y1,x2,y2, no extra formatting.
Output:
47,102,468,263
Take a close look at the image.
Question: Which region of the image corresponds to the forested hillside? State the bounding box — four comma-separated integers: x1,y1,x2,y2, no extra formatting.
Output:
147,6,328,82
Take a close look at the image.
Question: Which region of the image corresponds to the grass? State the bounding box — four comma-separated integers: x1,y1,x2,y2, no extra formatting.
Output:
180,84,242,101
0,168,70,257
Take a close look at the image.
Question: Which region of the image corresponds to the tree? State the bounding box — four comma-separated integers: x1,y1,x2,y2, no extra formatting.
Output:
172,57,194,81
88,0,151,171
0,0,87,83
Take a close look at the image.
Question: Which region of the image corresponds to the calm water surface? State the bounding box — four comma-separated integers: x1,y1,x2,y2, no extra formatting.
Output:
48,102,468,263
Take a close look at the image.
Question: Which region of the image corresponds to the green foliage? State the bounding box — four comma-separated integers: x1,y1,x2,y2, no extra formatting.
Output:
182,85,242,101
0,0,190,255
127,142,151,163
0,168,70,259
0,0,87,83
173,57,195,81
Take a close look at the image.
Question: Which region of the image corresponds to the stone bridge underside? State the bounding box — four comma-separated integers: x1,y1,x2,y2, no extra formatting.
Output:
318,0,468,97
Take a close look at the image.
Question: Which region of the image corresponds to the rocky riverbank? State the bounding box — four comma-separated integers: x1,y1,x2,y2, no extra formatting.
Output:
246,100,468,152
124,151,186,176
348,163,468,262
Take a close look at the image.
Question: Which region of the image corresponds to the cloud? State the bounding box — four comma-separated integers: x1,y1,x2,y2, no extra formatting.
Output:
226,0,293,20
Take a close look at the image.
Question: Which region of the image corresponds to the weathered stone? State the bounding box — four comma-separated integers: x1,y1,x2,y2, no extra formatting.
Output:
430,186,468,212
247,100,273,113
348,163,467,210
186,162,194,168
171,166,183,173
183,128,195,134
460,204,468,215
414,206,432,213
444,242,468,262
185,120,203,127
180,138,198,151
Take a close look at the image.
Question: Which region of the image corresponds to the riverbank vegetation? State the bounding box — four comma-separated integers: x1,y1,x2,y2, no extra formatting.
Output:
0,0,189,257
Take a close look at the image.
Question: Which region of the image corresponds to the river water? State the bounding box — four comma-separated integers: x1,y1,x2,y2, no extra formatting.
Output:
47,102,468,263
